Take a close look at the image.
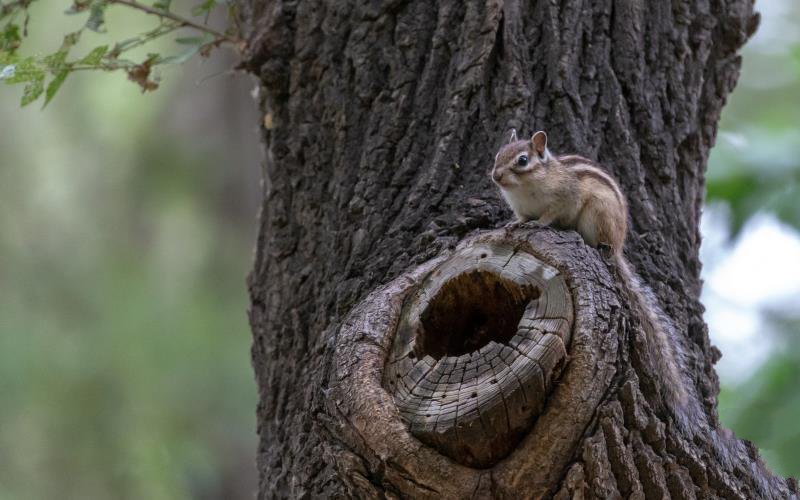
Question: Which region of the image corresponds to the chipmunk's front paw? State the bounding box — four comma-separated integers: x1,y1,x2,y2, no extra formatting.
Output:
598,243,613,259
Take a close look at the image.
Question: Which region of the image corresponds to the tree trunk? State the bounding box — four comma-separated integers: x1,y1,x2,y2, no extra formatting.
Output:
238,0,797,498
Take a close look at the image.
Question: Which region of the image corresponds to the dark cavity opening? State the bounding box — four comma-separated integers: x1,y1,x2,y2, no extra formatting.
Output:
417,270,539,360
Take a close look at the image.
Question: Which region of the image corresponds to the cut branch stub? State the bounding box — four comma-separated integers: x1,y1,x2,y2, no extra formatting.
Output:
329,227,620,497
383,242,574,468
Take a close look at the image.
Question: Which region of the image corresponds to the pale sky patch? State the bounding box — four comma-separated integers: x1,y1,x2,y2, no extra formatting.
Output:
700,207,800,383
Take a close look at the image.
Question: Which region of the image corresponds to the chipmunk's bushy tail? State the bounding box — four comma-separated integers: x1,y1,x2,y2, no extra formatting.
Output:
614,254,688,408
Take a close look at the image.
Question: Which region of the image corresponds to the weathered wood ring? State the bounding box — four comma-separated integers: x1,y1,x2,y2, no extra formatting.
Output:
327,227,618,497
383,241,574,468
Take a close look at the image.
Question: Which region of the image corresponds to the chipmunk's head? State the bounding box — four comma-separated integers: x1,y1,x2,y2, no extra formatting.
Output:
491,129,552,190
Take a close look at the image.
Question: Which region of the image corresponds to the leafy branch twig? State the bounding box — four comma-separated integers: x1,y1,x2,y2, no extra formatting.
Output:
109,0,242,46
1,0,247,105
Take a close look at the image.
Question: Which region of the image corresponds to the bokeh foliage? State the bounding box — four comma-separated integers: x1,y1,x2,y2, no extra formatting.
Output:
718,316,800,478
0,2,257,498
707,0,800,480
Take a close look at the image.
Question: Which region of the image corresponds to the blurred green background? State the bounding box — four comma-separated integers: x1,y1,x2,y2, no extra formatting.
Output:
704,0,800,479
1,2,260,499
1,0,798,498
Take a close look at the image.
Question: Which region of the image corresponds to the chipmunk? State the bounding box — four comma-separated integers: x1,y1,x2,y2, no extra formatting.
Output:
491,129,688,407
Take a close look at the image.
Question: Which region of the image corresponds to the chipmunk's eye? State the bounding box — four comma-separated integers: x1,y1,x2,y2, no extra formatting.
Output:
516,155,529,167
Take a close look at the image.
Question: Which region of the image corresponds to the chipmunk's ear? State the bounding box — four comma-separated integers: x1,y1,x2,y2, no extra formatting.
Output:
531,131,550,159
508,128,518,144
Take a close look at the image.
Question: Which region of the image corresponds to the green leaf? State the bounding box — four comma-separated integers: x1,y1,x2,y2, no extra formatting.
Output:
80,45,108,65
1,23,21,53
108,37,141,58
163,33,213,64
21,73,44,106
4,57,40,83
62,31,82,50
191,0,216,16
0,49,17,66
43,69,68,107
43,50,68,69
175,36,207,45
86,1,107,33
153,0,172,11
158,45,202,65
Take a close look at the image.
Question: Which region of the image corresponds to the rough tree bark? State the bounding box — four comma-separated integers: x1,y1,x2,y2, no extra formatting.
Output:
238,0,798,498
